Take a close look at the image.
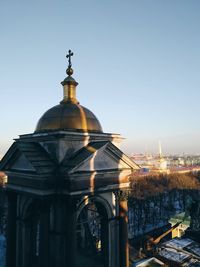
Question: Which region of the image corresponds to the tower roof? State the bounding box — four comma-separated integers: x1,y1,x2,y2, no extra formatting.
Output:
35,50,103,133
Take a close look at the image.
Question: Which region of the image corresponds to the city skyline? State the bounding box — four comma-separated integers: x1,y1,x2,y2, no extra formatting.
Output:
1,0,200,158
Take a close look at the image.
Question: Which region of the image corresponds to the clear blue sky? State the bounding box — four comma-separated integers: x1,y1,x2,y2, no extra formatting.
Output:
1,0,200,157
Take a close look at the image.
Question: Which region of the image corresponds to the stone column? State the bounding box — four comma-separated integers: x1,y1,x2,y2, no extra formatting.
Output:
101,216,109,267
6,192,17,267
39,201,50,267
65,197,77,267
22,221,31,267
109,218,119,267
49,197,65,267
16,219,23,267
118,191,129,267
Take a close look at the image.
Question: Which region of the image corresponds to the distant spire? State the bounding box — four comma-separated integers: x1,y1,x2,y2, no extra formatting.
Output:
159,140,162,158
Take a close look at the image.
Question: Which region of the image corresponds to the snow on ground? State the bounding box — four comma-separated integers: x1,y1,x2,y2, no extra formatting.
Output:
0,235,5,267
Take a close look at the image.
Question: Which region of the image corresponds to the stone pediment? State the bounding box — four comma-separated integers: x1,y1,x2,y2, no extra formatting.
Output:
10,153,36,172
0,142,55,175
61,141,139,174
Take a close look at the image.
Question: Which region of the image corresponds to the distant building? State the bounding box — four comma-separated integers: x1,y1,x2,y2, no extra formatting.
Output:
0,172,7,186
157,238,200,266
132,257,166,267
169,212,190,238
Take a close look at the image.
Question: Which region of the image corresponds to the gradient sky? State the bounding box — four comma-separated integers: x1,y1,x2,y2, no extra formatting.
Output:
1,0,200,158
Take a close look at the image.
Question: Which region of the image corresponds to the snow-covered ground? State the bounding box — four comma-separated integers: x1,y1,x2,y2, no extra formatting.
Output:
0,235,5,267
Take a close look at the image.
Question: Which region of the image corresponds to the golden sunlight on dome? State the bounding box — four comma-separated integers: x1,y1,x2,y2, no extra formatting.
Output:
35,102,103,132
35,50,103,133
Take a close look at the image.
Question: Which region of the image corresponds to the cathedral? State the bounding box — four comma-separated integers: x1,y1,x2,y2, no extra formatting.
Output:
0,51,139,267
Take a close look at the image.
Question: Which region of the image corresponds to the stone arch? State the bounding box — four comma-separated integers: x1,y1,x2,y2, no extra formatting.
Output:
21,198,40,220
17,197,51,267
76,195,113,220
76,195,112,267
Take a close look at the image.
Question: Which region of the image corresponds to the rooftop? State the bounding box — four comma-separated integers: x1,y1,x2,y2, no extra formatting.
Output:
158,238,200,266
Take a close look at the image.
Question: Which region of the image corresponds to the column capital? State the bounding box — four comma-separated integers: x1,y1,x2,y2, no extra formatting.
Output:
114,190,129,201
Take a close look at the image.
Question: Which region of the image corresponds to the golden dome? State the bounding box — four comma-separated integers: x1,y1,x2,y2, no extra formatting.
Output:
35,50,103,133
35,102,103,133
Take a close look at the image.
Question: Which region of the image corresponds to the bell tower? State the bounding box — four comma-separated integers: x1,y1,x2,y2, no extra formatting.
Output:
0,51,139,267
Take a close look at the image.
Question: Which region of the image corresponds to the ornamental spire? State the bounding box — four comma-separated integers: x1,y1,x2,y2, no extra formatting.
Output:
66,49,74,76
66,50,73,68
61,50,78,104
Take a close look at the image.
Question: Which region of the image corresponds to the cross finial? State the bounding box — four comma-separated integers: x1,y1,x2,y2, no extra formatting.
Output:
66,49,74,68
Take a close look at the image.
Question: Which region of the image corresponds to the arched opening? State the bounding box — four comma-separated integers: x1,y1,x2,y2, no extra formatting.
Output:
76,198,109,267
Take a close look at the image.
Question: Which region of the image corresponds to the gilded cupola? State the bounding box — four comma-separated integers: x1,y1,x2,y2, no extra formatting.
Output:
35,50,103,133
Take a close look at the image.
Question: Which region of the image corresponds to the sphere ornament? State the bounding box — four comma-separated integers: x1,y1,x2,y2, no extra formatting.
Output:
66,67,73,76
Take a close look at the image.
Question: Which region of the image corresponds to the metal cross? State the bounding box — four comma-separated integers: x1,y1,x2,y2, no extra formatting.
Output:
66,50,74,68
